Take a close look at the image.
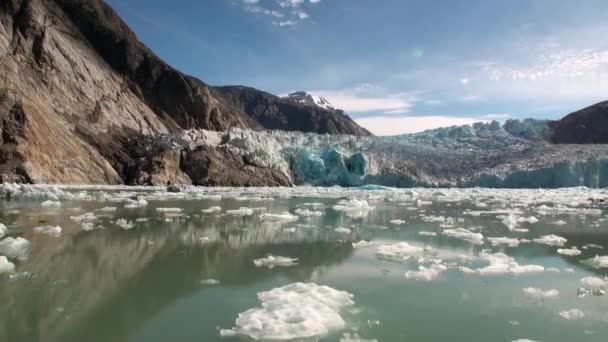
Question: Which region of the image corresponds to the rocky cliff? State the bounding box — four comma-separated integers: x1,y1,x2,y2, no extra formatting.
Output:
0,0,368,185
551,101,608,144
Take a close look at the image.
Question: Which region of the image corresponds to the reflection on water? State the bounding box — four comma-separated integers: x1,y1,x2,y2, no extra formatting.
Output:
0,186,607,342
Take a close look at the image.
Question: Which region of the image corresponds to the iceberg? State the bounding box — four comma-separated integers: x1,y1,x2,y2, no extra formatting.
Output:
580,255,608,269
232,283,354,340
441,228,484,245
459,252,544,276
253,255,298,268
533,235,567,247
376,242,428,262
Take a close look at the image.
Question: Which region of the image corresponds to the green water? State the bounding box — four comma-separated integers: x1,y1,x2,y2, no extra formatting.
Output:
0,186,607,342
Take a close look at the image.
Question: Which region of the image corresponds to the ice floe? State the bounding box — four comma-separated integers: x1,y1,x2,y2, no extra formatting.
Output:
201,206,222,214
488,237,521,248
580,255,608,269
0,256,15,274
559,309,584,320
390,219,406,225
340,333,378,342
557,247,581,256
332,199,374,219
156,207,183,213
352,240,374,249
418,231,437,237
232,283,354,340
405,264,448,281
41,200,61,208
124,198,148,208
533,235,567,247
33,225,62,237
441,228,484,245
200,279,220,285
253,255,299,268
226,207,255,217
376,242,428,262
0,237,31,260
115,219,135,230
523,287,559,301
259,212,298,223
335,227,352,234
294,208,324,217
459,252,544,276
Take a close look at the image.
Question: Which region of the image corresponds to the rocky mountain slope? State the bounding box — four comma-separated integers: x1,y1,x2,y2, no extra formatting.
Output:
0,0,368,184
551,101,608,144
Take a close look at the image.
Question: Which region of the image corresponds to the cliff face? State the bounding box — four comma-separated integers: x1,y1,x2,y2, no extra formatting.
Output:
551,101,608,144
0,0,369,185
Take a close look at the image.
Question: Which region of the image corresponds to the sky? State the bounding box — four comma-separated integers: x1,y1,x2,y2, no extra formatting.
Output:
106,0,608,135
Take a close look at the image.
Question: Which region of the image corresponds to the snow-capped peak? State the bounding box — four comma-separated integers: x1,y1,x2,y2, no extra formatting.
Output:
285,91,335,110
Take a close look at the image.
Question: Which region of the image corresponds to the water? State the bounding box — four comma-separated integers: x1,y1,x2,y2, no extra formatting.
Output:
0,185,607,342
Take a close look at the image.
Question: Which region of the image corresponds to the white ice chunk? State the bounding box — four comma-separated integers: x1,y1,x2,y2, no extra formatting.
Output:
0,256,15,274
200,279,220,285
405,264,448,281
156,207,183,213
441,228,484,245
0,237,31,260
557,247,581,256
376,242,427,262
335,227,352,234
0,224,6,239
340,333,378,342
332,199,374,219
201,206,222,214
390,219,406,225
352,240,374,249
33,225,62,237
226,207,254,217
234,283,354,340
580,276,607,291
523,287,559,301
124,198,148,209
418,231,437,237
559,309,584,320
518,216,539,224
533,235,567,247
253,255,298,268
294,208,323,217
488,237,520,248
98,207,117,212
259,212,298,223
502,214,518,230
41,200,61,208
581,255,608,269
115,219,135,230
459,252,544,276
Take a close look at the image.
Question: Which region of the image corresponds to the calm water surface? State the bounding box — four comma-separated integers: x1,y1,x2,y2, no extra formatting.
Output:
0,185,607,342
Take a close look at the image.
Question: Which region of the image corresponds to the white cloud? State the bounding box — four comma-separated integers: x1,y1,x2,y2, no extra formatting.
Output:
355,116,488,136
306,88,417,113
238,0,319,27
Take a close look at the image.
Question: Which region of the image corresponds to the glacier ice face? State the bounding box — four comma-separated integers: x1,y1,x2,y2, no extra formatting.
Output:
233,283,354,340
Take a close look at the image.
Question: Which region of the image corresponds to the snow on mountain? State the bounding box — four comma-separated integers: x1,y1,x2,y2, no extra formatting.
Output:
284,91,335,110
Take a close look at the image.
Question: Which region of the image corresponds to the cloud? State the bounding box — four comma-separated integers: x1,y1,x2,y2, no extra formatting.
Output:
355,116,489,136
238,0,319,27
305,86,417,113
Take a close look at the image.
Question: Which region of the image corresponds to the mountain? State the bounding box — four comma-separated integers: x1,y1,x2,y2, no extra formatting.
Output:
283,91,335,110
0,0,368,184
551,101,608,144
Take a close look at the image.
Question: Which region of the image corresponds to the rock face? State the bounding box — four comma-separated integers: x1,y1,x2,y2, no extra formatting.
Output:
0,0,368,185
551,101,608,144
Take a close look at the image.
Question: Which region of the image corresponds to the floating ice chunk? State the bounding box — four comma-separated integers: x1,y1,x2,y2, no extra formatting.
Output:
502,214,519,230
580,276,607,291
259,212,298,223
332,199,374,219
219,329,237,338
518,216,539,224
533,235,567,247
405,264,448,281
70,212,97,222
33,226,62,237
488,237,520,247
200,279,220,285
41,200,61,208
253,255,298,268
81,222,96,231
0,224,6,239
559,309,584,320
0,237,31,260
335,227,352,234
376,242,427,262
340,333,378,342
294,208,323,217
226,207,254,217
557,247,581,256
390,219,406,225
115,219,135,230
97,207,117,212
156,207,183,213
233,283,354,340
581,255,608,269
553,220,567,226
201,206,222,214
584,244,604,250
459,252,544,276
418,231,437,237
0,256,15,274
124,198,148,209
442,228,484,245
352,240,374,249
523,287,559,301
416,199,432,207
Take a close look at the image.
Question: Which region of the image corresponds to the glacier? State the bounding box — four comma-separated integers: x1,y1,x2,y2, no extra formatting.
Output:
147,119,608,188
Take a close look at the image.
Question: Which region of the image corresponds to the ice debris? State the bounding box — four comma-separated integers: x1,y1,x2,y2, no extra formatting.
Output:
523,287,559,301
352,240,374,249
0,256,15,274
335,227,352,234
33,226,62,237
559,309,584,320
226,207,254,217
294,208,323,217
259,212,298,223
233,283,354,340
340,333,378,342
0,237,31,260
580,255,608,269
441,228,484,245
405,264,448,281
253,255,298,268
0,224,6,239
533,235,567,247
488,237,521,248
201,206,222,214
332,199,374,219
459,252,544,276
115,219,135,230
418,231,437,237
557,247,581,256
200,279,221,285
376,242,428,262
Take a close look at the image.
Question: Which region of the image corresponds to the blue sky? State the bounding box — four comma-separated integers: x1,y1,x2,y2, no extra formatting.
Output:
107,0,608,135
